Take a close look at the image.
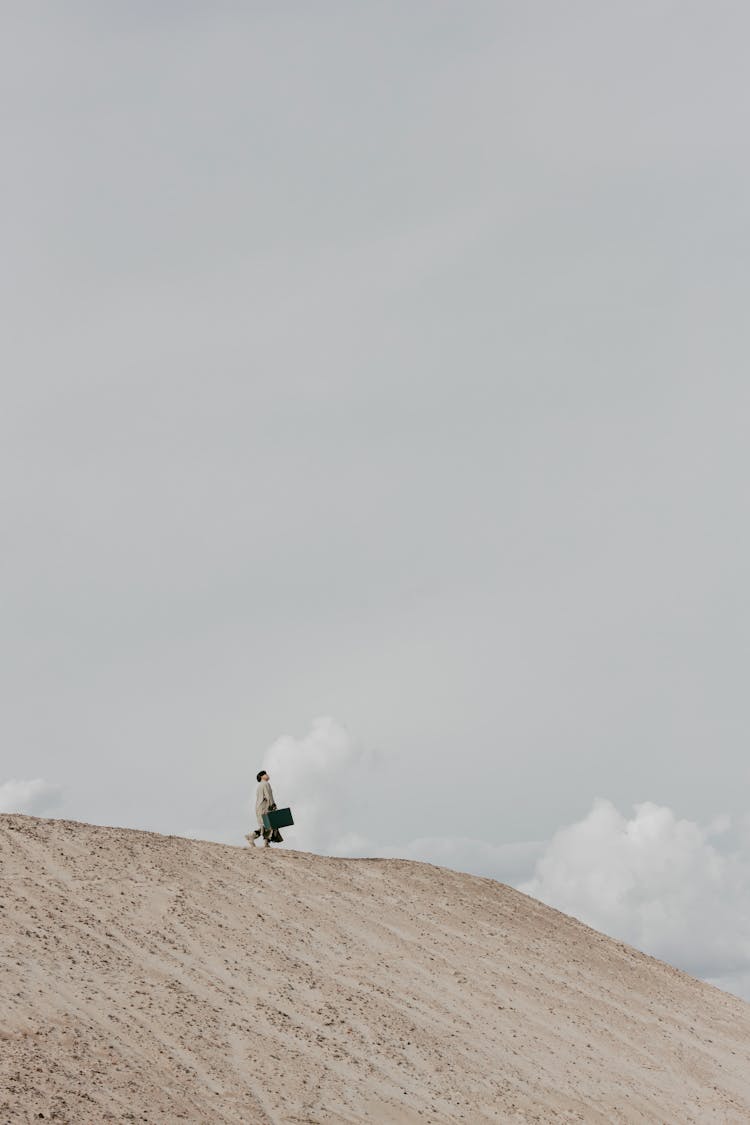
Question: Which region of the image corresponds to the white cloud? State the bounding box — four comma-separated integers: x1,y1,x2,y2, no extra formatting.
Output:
0,778,62,815
520,798,750,998
260,717,376,854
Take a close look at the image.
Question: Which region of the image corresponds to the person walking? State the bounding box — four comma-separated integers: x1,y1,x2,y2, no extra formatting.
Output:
245,770,283,847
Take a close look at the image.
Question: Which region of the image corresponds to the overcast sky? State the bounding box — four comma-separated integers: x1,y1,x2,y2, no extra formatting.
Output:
3,3,750,986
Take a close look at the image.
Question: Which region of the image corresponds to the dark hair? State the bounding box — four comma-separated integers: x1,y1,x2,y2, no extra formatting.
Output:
256,771,267,783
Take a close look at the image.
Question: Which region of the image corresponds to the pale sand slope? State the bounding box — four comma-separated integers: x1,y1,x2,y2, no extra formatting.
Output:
2,817,750,1124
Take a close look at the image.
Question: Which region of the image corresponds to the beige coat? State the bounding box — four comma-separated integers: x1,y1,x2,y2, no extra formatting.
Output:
255,780,275,829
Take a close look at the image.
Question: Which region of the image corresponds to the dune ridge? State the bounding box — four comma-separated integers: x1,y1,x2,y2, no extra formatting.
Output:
2,814,750,1123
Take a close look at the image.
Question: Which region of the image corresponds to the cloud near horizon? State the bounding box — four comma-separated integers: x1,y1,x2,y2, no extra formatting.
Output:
260,717,376,854
521,798,750,999
0,778,62,816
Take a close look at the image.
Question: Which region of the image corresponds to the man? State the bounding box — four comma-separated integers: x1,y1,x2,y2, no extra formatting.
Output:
245,770,283,848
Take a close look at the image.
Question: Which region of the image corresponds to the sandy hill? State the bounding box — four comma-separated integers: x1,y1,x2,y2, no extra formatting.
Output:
2,817,750,1124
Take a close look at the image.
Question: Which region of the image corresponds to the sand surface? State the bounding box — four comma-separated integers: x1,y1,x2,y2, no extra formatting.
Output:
2,815,750,1123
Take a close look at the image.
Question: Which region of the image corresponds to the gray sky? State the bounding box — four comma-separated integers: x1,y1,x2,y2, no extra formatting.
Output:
3,2,749,863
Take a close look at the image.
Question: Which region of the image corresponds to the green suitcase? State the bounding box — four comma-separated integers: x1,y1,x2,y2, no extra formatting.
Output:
262,807,294,830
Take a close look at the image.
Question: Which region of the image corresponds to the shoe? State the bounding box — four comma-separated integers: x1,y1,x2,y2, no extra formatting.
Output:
264,840,271,848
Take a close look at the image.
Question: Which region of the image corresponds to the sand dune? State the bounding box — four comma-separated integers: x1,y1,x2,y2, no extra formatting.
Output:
2,815,750,1123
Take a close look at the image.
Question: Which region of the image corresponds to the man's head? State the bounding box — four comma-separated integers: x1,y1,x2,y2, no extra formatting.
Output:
257,770,269,783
